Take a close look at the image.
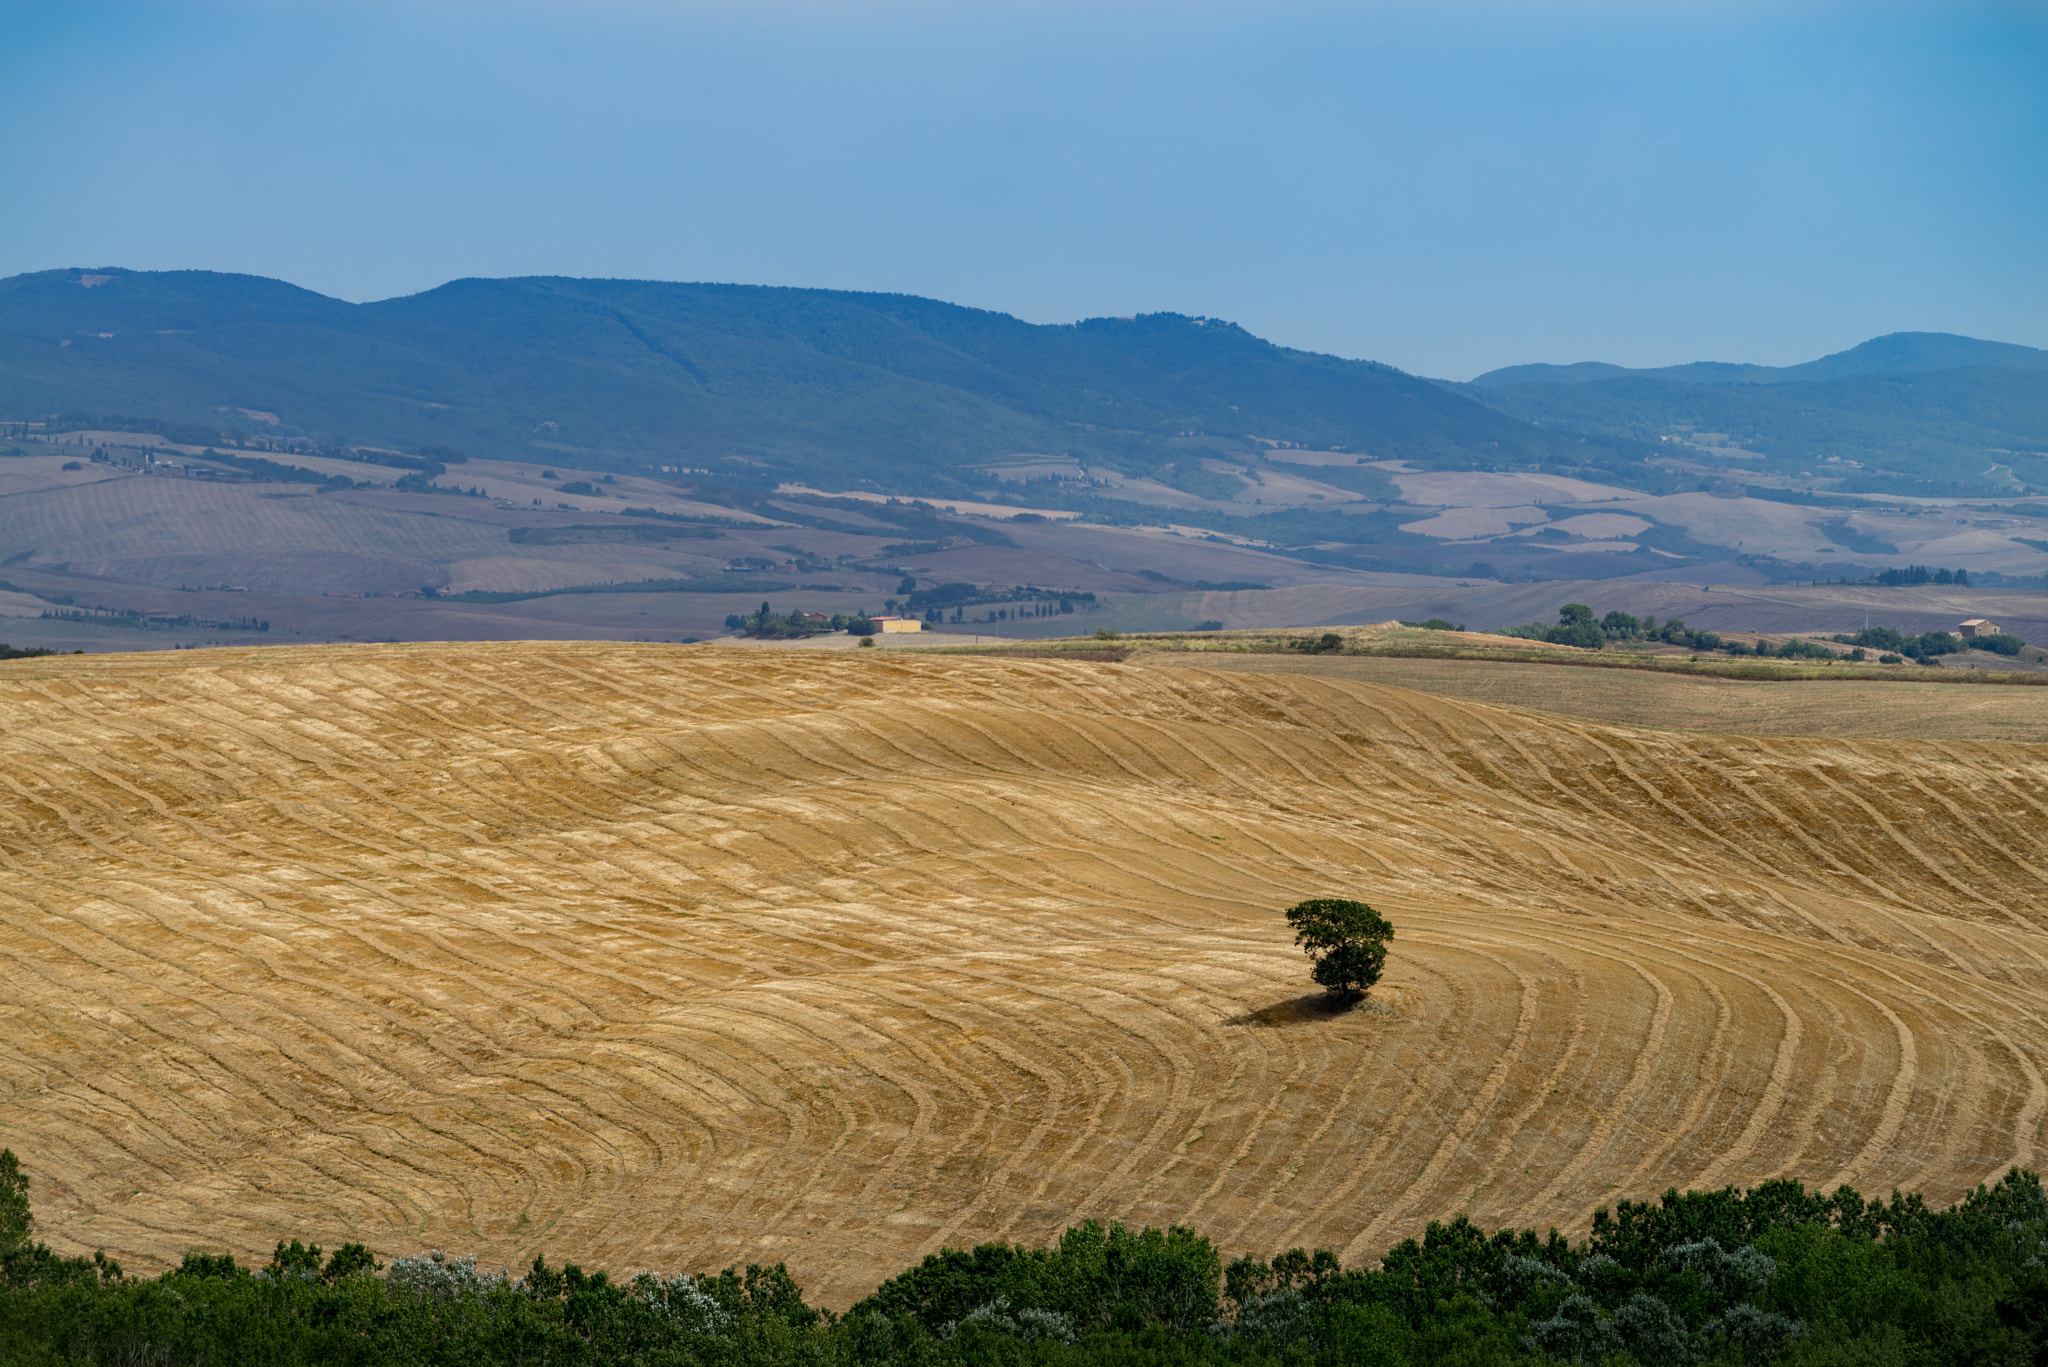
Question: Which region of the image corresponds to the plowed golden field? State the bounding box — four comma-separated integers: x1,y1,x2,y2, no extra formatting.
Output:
4,643,2047,1306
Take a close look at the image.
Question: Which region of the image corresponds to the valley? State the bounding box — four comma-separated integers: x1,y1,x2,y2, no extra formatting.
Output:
3,430,2047,654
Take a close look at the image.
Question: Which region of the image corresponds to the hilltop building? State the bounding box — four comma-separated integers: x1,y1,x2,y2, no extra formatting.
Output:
1959,618,2000,638
871,616,924,633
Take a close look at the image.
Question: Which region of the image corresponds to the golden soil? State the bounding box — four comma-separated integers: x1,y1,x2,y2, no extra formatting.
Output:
1144,651,2048,742
4,642,2047,1307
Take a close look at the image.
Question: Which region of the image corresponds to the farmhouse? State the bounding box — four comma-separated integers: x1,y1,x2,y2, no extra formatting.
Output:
871,615,923,633
1959,618,2000,638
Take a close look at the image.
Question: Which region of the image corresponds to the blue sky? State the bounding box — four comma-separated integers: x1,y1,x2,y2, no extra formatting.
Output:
2,1,2042,378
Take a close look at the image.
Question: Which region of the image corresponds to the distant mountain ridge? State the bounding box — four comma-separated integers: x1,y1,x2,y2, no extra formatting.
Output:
9,268,2039,505
1456,331,2048,497
1471,332,2048,387
0,267,1596,491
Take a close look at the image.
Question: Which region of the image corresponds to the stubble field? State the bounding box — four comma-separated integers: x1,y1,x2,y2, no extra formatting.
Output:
1144,651,2048,743
2,643,2046,1308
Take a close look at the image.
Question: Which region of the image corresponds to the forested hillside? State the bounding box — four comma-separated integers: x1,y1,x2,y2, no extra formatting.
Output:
0,269,1608,489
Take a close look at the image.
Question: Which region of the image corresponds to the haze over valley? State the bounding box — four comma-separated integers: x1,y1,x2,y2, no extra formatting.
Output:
3,268,2046,653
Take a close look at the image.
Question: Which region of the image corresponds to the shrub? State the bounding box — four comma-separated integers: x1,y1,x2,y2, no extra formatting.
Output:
1852,626,1909,653
1504,604,1610,650
385,1250,507,1301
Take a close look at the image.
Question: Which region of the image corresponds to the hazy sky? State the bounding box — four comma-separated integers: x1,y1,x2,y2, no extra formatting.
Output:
3,2,2042,378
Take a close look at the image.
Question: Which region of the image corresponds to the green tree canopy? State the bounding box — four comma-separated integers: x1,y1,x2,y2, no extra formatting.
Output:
1283,898,1393,1003
0,1148,29,1257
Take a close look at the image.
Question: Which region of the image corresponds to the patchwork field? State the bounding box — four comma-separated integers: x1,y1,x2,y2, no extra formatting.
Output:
3,643,2047,1310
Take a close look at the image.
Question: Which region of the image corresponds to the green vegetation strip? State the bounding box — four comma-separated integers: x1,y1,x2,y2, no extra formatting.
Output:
8,1144,2048,1363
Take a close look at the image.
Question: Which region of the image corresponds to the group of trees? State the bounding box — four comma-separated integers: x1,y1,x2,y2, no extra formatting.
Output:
897,583,1095,624
1505,605,2029,664
14,1139,2048,1363
1873,565,1970,586
724,604,876,638
1505,604,1722,652
1815,626,2027,663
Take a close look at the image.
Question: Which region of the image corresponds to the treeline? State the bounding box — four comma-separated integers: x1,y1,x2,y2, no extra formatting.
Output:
12,1145,2048,1364
726,603,876,638
902,583,1097,622
39,608,270,633
1872,565,1969,586
1504,604,2027,664
1503,604,1723,651
1826,624,2029,660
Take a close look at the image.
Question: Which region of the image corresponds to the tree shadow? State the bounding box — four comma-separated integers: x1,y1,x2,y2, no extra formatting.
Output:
1225,992,1359,1028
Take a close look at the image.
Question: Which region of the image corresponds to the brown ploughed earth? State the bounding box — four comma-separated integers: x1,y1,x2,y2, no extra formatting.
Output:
4,642,2047,1308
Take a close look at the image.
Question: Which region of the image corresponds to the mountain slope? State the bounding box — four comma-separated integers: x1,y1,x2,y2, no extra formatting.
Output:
0,268,1576,488
1461,365,2048,495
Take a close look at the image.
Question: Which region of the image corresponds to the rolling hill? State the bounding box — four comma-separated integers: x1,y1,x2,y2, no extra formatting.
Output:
5,642,2046,1306
1460,333,2048,498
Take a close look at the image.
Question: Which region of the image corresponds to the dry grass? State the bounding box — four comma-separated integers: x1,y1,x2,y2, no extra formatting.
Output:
3,642,2047,1309
1143,651,2048,742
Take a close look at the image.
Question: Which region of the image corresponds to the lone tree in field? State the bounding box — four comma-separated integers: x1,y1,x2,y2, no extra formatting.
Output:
1285,898,1393,1005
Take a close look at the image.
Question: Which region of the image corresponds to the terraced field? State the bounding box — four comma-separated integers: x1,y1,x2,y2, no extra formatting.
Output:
3,643,2047,1307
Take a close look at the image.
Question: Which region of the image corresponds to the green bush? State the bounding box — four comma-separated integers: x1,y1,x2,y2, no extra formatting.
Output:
1502,603,1609,650
13,1144,2048,1365
1851,626,1909,653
